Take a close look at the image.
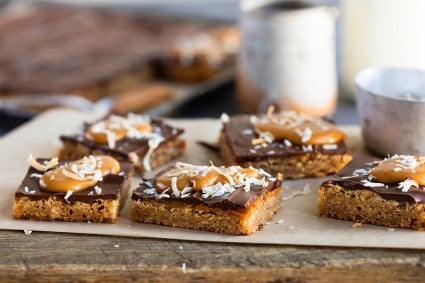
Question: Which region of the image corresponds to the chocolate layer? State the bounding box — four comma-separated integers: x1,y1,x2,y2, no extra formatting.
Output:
324,155,425,204
131,170,282,210
60,117,184,160
16,159,132,203
223,115,348,162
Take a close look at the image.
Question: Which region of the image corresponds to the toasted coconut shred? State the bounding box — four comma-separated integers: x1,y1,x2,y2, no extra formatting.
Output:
252,107,331,147
90,114,165,172
64,190,73,202
170,177,180,197
349,155,425,191
398,179,419,192
60,156,104,182
27,154,58,172
30,155,107,193
143,136,164,172
147,163,278,200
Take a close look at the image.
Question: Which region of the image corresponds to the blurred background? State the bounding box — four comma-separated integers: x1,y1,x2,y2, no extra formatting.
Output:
0,0,423,136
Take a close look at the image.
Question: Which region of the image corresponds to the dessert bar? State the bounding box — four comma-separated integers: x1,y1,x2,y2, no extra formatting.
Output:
12,155,133,223
151,26,239,82
318,155,425,230
131,162,283,235
60,113,185,172
219,108,352,179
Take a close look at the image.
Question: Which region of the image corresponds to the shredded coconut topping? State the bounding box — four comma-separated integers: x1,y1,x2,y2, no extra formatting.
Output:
30,173,42,178
253,108,340,147
302,145,313,152
398,179,419,192
59,155,104,182
256,109,318,130
89,114,167,168
202,183,235,198
384,154,425,172
361,179,385,187
27,154,58,172
152,163,277,199
295,127,313,143
142,136,164,172
284,139,292,147
94,186,102,195
157,188,171,199
353,168,370,176
322,144,338,150
64,190,73,202
171,177,180,197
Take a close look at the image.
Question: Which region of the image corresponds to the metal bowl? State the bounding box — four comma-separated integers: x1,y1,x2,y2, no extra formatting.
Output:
356,67,425,156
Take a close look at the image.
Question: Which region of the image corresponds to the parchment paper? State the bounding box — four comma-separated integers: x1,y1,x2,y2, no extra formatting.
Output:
1,108,425,249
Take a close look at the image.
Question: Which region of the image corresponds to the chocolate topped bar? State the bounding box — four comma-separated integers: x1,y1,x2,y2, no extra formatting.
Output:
12,155,134,223
130,162,283,234
318,154,425,230
223,115,348,162
219,111,352,179
60,113,185,172
16,158,132,203
324,156,425,204
61,117,183,160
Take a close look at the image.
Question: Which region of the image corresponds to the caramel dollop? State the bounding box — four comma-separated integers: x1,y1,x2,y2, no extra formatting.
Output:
254,120,345,145
40,155,120,193
157,166,259,191
370,155,425,185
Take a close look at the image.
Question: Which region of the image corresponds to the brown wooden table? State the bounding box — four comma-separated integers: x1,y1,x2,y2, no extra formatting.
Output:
1,229,425,282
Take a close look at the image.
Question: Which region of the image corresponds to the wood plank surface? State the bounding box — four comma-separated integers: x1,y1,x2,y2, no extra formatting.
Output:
1,230,425,282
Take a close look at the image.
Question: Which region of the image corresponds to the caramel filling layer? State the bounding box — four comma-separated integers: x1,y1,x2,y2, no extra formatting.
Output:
157,167,259,191
40,155,120,193
370,155,425,185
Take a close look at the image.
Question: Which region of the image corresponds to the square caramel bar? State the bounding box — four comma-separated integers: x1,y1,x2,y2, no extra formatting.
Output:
60,113,185,172
12,156,133,223
130,162,283,235
219,110,352,179
318,155,425,230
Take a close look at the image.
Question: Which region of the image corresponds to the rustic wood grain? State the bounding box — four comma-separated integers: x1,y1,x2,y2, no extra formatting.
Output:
1,230,425,282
